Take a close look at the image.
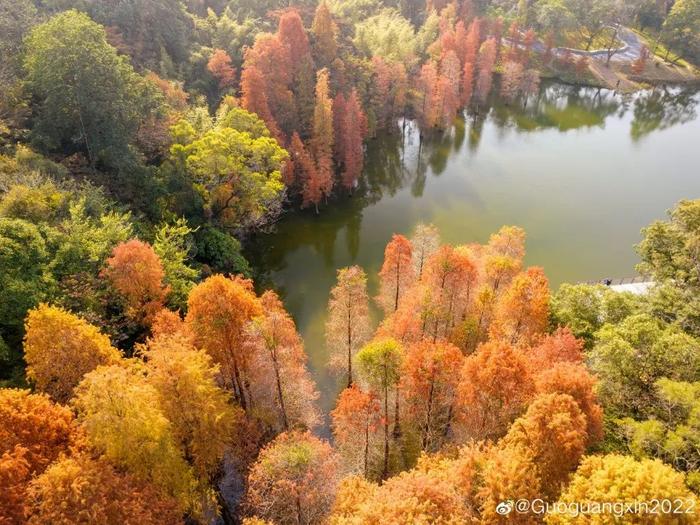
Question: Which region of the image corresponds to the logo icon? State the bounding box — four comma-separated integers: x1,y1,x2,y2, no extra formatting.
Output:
496,501,514,516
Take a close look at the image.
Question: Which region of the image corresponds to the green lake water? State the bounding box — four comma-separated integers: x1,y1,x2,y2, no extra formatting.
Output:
246,82,700,417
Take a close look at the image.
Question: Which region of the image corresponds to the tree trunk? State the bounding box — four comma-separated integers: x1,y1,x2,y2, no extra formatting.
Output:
382,375,389,480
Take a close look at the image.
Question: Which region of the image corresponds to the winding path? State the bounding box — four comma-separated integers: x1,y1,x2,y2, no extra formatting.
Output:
523,26,644,63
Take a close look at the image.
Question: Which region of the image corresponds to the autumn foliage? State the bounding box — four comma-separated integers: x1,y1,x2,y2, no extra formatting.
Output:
102,240,169,325
24,304,120,402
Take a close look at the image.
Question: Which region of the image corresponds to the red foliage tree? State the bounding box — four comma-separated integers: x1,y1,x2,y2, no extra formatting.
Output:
377,234,414,315
475,38,497,104
503,393,588,498
339,89,367,192
102,240,169,325
534,361,604,446
456,341,534,440
207,49,236,89
331,385,381,477
401,341,464,450
241,64,283,142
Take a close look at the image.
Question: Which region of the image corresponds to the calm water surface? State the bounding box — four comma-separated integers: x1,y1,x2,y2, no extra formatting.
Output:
246,83,700,416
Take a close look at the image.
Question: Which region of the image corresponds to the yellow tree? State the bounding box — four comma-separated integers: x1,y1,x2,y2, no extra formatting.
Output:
26,453,183,525
245,291,320,432
326,266,372,387
24,304,121,403
143,334,239,481
548,455,698,524
185,274,262,410
72,364,197,514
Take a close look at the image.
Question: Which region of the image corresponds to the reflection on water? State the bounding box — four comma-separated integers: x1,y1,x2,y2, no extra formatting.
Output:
246,82,700,419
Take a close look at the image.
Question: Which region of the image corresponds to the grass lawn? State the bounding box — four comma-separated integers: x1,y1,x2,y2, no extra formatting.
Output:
562,28,621,51
632,28,699,72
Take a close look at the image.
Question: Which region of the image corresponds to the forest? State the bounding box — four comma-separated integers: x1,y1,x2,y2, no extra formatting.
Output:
2,0,700,523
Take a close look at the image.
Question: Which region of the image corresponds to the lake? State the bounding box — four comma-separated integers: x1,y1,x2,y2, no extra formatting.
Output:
246,82,700,418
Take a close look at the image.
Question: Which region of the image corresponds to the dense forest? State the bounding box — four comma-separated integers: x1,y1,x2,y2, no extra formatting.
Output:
2,0,700,523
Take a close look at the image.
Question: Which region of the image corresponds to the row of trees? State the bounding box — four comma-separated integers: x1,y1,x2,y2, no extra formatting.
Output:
5,206,700,523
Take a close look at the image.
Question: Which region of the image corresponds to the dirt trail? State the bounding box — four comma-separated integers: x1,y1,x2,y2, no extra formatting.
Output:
588,60,639,92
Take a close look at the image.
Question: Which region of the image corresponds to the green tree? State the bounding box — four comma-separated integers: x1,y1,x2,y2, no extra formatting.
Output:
171,119,287,233
355,338,403,480
662,0,700,63
353,9,418,67
620,379,700,490
153,219,200,310
0,218,53,354
24,10,160,169
589,313,700,420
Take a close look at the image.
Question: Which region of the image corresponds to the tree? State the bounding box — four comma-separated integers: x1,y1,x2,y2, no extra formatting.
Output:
0,218,52,350
152,219,199,311
489,267,550,346
241,65,283,142
144,334,239,480
24,11,158,168
356,338,404,480
476,444,542,523
500,61,525,103
245,291,320,432
278,9,311,68
401,341,464,451
339,90,367,192
72,364,196,513
456,341,535,440
311,69,335,208
475,38,497,104
620,379,700,486
0,389,74,476
185,275,262,410
548,455,698,524
326,266,372,387
536,0,576,41
529,328,585,370
421,245,477,341
172,123,287,233
439,51,461,126
0,446,30,524
207,49,236,90
377,234,414,314
417,62,441,128
411,223,440,280
102,240,169,326
245,431,340,525
503,393,588,498
588,313,700,420
26,453,183,525
534,362,604,446
311,1,338,67
662,0,700,64
353,9,418,66
289,132,319,205
331,385,381,477
24,304,121,403
0,389,75,522
462,61,475,107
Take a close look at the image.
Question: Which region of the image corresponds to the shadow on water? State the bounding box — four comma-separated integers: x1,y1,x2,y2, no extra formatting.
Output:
245,81,700,425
